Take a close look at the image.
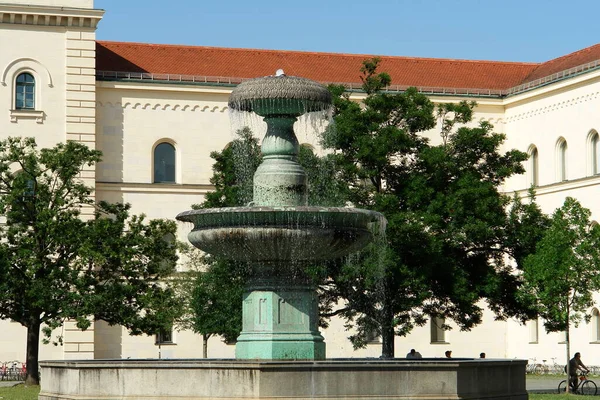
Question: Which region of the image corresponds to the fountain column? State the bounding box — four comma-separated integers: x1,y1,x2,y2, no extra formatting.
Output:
235,110,325,360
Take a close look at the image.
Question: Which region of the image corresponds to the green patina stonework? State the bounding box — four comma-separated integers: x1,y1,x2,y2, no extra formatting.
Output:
235,289,325,360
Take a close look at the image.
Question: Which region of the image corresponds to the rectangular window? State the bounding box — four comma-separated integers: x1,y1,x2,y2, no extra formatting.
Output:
366,329,380,343
430,316,447,343
528,319,539,344
558,330,567,344
156,327,174,345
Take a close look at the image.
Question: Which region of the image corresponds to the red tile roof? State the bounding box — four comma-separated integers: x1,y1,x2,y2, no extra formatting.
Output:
522,43,600,83
95,41,600,91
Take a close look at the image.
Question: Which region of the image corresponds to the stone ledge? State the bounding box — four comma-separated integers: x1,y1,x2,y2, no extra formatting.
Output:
39,358,527,400
9,109,44,123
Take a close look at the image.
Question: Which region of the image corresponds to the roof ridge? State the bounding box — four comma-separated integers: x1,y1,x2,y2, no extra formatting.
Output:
541,42,600,64
520,42,600,84
96,40,539,66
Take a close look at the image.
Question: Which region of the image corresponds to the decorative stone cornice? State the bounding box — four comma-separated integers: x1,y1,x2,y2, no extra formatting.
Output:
96,181,214,195
511,174,600,198
505,90,600,123
0,4,104,29
97,101,228,113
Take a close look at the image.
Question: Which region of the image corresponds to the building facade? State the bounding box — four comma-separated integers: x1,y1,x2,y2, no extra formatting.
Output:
1,0,600,365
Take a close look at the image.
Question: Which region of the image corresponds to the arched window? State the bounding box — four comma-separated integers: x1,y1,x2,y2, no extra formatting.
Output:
153,142,176,183
592,308,600,342
15,72,35,110
556,138,568,182
528,146,539,187
589,130,600,175
430,316,446,343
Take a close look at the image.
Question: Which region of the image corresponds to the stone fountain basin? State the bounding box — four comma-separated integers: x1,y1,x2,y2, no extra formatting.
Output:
240,98,331,117
228,75,332,117
176,206,382,262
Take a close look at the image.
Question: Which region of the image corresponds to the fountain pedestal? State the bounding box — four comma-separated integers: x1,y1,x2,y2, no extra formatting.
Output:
236,284,325,360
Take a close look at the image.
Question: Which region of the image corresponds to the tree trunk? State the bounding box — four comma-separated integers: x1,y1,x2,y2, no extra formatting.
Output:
203,334,209,358
25,317,41,386
381,304,395,358
565,303,571,393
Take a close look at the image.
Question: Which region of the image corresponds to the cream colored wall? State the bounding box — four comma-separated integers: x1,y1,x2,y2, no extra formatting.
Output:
503,72,600,194
0,320,70,362
96,83,232,185
500,72,600,366
0,0,103,362
0,24,66,147
506,294,600,367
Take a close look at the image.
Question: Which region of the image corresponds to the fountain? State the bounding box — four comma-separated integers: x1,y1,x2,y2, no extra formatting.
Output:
39,72,527,400
176,72,381,361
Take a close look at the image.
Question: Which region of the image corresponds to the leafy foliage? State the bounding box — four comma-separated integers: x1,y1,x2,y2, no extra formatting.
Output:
520,197,600,380
0,137,179,385
197,127,261,209
322,58,544,357
522,197,600,333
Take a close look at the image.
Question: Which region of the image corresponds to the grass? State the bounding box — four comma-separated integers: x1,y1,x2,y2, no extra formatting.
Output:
0,384,40,400
0,383,581,400
0,388,572,400
530,394,580,399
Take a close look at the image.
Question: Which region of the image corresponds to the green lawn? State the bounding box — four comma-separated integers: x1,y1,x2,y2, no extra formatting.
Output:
0,384,40,400
0,385,581,400
530,394,581,399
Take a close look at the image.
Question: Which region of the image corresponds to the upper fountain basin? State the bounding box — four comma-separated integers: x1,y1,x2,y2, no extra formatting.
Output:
228,75,332,117
176,206,383,263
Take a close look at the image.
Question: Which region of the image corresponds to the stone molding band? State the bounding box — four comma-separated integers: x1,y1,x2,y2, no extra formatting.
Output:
0,5,103,28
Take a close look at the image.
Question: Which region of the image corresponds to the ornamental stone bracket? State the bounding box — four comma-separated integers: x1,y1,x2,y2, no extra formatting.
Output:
10,109,45,124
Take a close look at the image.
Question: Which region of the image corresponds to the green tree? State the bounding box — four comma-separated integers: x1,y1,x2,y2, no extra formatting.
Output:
322,58,542,358
0,137,179,385
200,127,262,208
522,197,600,384
175,245,246,358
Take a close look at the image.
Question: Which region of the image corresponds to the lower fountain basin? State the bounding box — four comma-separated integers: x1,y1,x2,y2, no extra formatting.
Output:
39,358,527,400
176,206,383,262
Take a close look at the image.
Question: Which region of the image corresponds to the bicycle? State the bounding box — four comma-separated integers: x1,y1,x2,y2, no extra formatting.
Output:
558,373,598,395
527,357,542,374
549,357,564,375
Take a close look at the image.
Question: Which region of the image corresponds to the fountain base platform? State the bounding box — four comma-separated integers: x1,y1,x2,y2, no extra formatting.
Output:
39,358,526,399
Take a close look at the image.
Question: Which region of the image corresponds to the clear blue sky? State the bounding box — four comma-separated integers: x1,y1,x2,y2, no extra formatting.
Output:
94,0,598,63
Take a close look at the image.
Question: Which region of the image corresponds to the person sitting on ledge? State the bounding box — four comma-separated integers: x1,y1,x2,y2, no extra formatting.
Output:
445,350,452,358
406,349,422,359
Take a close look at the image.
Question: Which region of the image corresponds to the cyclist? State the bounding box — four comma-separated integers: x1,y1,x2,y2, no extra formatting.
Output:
569,352,590,391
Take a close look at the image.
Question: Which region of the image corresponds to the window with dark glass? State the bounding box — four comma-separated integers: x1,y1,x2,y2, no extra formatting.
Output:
430,316,446,343
15,73,35,110
156,327,173,344
153,143,175,183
